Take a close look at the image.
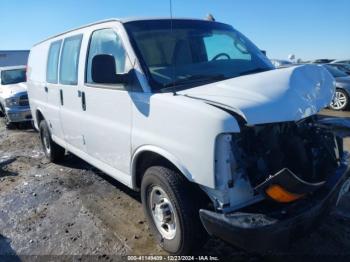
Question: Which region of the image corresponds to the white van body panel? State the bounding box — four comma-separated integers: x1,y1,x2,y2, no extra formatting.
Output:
27,45,48,127
130,92,240,188
52,134,132,187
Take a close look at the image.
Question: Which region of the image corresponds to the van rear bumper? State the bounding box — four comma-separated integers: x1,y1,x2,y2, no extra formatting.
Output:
199,162,350,253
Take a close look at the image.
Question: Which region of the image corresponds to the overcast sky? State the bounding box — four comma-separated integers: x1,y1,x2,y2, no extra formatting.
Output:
1,0,349,60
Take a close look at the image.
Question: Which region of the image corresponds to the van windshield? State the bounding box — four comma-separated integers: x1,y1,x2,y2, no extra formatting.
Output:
124,19,273,92
1,69,26,85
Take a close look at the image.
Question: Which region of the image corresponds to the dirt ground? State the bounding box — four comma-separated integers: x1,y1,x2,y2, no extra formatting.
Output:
0,109,350,261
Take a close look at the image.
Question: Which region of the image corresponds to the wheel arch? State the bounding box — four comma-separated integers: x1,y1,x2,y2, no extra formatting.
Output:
34,107,45,130
336,86,350,96
131,145,193,190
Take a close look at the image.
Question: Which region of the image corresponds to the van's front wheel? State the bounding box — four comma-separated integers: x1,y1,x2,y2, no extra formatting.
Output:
141,166,207,255
39,120,65,162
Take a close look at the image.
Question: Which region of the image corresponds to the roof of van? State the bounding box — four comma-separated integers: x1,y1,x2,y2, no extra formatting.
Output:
0,65,26,71
33,17,225,47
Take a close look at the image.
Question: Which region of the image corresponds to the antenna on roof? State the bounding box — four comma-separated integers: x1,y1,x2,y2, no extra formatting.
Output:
206,14,215,21
170,0,173,20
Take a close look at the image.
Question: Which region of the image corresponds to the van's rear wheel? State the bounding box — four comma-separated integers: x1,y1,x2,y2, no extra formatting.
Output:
39,120,65,162
141,166,207,255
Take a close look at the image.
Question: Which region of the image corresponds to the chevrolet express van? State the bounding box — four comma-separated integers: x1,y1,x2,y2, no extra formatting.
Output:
27,18,350,254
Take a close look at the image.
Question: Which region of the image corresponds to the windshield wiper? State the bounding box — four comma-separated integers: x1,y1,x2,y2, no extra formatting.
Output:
239,67,271,76
161,74,226,90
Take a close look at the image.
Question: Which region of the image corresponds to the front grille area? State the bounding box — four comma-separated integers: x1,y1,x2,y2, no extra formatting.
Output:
19,94,29,106
232,117,342,188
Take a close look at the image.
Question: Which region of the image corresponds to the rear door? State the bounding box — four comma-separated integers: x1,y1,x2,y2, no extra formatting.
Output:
45,40,64,139
58,34,85,151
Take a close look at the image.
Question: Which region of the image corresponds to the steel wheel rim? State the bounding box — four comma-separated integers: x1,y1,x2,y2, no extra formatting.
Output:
149,186,177,240
331,91,347,109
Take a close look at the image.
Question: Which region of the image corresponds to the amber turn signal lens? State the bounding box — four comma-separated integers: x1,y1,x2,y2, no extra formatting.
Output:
265,184,304,203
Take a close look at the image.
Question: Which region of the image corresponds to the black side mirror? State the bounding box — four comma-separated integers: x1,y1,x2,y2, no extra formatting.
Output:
91,54,128,84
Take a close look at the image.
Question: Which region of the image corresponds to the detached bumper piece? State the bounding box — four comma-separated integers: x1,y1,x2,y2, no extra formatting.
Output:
255,167,326,203
199,163,350,253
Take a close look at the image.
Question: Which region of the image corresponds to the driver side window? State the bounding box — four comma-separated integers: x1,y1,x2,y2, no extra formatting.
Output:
204,34,251,61
86,28,126,84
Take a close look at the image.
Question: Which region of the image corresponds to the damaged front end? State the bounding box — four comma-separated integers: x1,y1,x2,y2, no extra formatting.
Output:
237,116,344,198
200,116,350,252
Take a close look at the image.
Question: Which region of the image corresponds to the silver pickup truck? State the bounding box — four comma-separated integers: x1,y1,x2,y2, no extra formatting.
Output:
0,65,32,128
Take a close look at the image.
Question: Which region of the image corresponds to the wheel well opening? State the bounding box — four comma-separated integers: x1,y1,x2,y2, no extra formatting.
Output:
36,110,44,124
134,151,212,210
134,151,181,189
336,88,349,95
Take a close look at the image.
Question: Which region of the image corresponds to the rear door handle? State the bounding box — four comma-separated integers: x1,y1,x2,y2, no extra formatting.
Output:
44,86,48,92
59,89,64,105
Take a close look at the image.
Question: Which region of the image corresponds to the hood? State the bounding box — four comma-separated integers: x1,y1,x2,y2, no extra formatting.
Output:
178,65,334,125
0,82,27,97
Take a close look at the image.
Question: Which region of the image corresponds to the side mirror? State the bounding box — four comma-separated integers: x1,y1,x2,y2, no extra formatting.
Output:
91,54,127,84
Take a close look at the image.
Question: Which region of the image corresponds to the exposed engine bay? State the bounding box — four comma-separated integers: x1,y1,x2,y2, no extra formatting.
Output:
233,116,344,199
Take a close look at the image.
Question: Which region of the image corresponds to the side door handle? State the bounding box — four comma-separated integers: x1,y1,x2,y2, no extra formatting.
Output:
59,89,64,105
81,91,86,111
44,86,48,93
78,90,86,111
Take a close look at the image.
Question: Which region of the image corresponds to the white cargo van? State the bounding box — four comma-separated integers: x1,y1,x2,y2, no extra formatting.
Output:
27,18,350,254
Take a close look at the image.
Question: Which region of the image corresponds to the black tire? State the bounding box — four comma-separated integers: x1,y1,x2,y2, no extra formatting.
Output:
330,89,349,111
141,166,207,255
39,120,65,162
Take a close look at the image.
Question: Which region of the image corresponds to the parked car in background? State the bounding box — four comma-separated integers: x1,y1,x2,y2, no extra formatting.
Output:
27,18,349,254
0,66,32,128
270,59,293,68
327,63,350,75
331,59,350,65
323,64,350,110
311,59,335,64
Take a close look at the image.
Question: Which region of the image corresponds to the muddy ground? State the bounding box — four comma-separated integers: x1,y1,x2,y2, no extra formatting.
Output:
0,109,350,261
